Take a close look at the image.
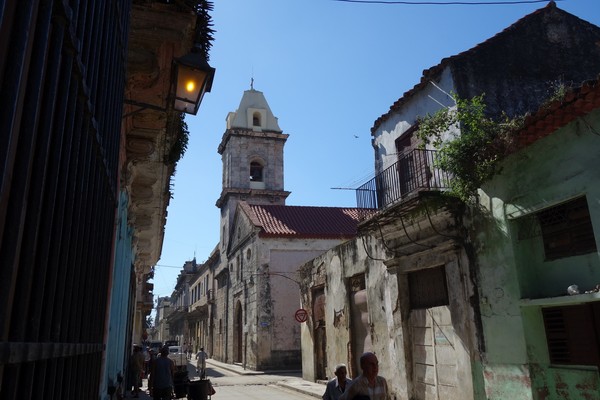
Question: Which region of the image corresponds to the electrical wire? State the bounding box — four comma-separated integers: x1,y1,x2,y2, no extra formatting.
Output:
332,0,560,5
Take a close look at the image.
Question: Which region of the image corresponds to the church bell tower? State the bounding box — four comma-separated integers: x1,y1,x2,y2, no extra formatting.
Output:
216,83,290,245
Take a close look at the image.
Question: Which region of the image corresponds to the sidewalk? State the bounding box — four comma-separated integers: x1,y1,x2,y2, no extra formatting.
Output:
206,358,325,399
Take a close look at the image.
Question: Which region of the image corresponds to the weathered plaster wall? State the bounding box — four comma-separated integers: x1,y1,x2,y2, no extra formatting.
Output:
229,233,351,370
476,108,600,399
371,67,456,172
299,236,412,398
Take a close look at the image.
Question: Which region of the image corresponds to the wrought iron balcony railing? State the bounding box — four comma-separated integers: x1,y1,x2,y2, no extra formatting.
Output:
356,149,451,211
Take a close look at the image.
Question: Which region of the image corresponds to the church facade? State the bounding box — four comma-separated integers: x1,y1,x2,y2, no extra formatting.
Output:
209,86,361,370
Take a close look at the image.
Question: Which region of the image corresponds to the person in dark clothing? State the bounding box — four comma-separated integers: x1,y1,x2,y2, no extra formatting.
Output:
149,346,175,400
129,345,145,398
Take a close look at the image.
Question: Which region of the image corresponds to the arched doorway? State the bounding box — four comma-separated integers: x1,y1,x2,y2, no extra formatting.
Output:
234,301,243,363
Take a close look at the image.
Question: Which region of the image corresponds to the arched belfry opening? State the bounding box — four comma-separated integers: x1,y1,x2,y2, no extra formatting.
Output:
252,111,261,127
250,160,265,189
250,161,263,182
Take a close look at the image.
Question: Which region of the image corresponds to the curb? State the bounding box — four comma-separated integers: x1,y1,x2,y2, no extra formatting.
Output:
275,381,322,399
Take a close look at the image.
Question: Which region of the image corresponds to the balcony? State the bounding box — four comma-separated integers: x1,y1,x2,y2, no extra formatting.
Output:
138,293,154,312
356,149,450,214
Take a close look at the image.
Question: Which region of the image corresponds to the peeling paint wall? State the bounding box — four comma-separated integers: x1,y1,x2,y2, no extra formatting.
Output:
299,236,400,384
300,200,485,400
476,108,600,400
372,67,456,173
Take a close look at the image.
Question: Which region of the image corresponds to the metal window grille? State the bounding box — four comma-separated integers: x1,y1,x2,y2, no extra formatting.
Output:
542,303,600,366
408,266,449,310
538,197,597,260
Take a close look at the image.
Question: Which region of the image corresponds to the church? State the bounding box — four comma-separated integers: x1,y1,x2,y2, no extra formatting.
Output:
209,84,362,370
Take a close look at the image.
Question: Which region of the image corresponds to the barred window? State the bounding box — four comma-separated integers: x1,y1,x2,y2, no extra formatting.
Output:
408,266,449,309
538,196,596,260
542,303,600,366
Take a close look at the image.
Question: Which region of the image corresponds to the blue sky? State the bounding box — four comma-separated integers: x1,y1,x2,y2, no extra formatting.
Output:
151,0,600,299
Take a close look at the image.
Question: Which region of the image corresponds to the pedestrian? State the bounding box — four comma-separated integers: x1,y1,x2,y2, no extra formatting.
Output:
195,347,208,379
146,349,157,380
149,346,175,400
340,352,390,400
128,344,145,398
323,364,353,400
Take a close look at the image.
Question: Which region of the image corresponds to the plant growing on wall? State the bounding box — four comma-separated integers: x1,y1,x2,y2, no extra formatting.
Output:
416,94,524,202
166,113,190,165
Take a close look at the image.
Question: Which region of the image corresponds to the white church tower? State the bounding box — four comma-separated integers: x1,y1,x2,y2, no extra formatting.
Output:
216,82,290,247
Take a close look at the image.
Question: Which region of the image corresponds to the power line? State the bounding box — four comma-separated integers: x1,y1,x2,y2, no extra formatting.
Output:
332,0,560,5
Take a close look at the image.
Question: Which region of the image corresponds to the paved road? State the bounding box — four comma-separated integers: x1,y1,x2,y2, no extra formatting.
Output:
197,362,318,400
131,359,322,400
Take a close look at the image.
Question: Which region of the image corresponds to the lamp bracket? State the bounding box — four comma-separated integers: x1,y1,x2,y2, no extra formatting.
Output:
123,99,168,118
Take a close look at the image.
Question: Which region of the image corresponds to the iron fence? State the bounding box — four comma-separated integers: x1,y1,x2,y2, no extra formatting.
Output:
0,1,131,398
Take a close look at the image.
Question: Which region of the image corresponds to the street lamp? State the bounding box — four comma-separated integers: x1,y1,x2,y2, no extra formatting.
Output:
123,48,215,118
172,48,215,115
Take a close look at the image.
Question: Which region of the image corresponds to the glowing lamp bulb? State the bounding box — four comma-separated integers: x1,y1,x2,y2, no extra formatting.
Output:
186,81,195,92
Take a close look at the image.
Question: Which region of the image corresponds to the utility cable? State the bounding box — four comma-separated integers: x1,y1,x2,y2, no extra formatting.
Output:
332,0,560,5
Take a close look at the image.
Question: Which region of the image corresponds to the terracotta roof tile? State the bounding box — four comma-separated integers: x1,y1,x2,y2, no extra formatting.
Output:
514,76,600,150
240,203,361,239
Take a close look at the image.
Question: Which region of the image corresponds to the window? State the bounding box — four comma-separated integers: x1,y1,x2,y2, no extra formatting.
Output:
542,303,600,366
538,196,596,260
408,266,449,309
250,161,263,182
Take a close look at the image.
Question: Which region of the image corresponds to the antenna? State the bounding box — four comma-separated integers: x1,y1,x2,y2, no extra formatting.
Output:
429,81,455,102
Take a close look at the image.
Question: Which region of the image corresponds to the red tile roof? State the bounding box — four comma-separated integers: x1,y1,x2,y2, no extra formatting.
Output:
514,76,600,150
239,203,362,239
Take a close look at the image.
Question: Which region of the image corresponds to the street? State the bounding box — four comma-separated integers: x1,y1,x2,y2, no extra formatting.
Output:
133,358,324,400
196,360,322,400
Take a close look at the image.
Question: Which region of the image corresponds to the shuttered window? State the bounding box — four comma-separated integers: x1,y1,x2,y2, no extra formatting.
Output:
408,266,449,309
542,303,600,366
538,196,597,261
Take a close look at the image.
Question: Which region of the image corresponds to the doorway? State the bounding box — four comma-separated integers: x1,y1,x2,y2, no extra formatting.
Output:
234,301,243,363
313,287,327,380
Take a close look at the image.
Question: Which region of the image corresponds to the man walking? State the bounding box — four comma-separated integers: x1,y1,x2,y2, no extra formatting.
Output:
340,352,390,400
195,347,208,379
323,363,353,400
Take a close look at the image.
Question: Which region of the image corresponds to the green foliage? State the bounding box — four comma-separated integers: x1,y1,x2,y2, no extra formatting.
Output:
165,113,190,165
193,0,215,61
416,94,523,202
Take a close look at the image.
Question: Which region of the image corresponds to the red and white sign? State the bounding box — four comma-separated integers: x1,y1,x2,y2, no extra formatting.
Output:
294,308,308,323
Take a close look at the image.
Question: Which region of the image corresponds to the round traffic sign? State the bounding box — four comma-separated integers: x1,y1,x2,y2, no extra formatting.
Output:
294,308,308,323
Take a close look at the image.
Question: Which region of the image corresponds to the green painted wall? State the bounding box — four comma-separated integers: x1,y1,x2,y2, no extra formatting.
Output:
476,108,600,399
